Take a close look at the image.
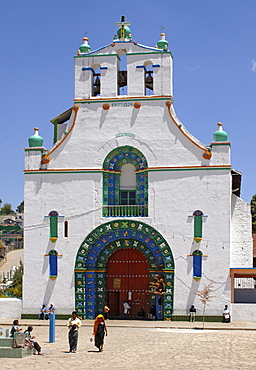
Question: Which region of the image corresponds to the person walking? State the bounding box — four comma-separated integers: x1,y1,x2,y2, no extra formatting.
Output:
24,326,43,355
66,311,82,353
93,314,108,352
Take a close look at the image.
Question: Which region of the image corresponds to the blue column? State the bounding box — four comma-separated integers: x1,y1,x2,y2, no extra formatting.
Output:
49,313,55,343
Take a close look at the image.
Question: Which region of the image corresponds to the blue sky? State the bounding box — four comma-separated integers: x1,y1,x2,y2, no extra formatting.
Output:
1,0,255,209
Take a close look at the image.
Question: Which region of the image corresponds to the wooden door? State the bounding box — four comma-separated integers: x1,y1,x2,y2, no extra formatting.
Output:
106,248,149,318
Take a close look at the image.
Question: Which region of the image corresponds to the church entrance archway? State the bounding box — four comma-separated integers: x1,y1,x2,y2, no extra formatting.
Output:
74,220,175,320
106,248,149,318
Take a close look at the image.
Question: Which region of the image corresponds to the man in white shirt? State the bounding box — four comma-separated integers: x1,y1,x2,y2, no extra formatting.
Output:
67,311,82,353
222,305,230,323
123,301,131,319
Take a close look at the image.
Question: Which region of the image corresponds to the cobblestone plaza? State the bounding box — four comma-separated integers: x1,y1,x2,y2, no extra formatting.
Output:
1,320,256,369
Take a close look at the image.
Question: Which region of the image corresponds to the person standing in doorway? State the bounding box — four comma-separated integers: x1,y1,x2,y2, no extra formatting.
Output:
149,304,156,321
104,305,110,320
123,301,131,319
66,311,82,353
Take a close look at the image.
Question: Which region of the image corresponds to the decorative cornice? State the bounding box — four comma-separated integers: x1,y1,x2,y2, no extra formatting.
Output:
74,95,173,104
24,165,231,175
211,142,231,146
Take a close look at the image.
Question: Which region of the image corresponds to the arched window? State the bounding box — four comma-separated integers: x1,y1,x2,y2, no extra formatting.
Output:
64,221,68,238
48,211,59,243
49,249,58,280
192,250,202,280
117,49,127,95
120,163,136,205
92,62,101,96
144,61,154,96
193,210,203,242
102,146,148,217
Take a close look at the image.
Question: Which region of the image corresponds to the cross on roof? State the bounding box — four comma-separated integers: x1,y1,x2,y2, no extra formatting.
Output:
115,15,131,27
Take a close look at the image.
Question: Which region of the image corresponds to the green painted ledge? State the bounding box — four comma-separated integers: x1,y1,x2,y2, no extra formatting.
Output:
21,314,71,320
21,314,223,322
172,315,223,322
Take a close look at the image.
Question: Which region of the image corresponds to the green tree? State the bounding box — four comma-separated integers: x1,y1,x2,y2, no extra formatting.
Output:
251,194,256,234
9,261,23,298
0,203,15,215
16,201,24,213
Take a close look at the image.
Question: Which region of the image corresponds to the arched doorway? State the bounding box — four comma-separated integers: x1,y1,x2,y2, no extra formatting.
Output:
106,248,149,318
74,220,174,320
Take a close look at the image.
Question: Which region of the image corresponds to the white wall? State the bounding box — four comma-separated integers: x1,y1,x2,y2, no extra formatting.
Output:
0,298,22,319
231,303,256,322
231,195,252,267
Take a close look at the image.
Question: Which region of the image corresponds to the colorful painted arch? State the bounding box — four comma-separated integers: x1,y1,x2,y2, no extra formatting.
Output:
74,220,175,320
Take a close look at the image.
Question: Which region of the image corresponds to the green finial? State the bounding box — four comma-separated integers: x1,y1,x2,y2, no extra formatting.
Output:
28,127,43,147
79,37,90,53
213,123,228,141
157,33,169,50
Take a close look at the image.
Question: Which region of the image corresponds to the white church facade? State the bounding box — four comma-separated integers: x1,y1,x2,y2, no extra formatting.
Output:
23,18,253,320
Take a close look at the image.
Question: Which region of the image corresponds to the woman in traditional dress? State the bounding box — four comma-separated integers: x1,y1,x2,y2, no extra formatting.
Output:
93,314,108,352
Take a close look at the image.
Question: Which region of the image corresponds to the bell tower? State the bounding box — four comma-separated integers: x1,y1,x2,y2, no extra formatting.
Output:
74,16,173,100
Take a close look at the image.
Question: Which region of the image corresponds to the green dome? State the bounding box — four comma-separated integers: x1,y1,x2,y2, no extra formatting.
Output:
28,128,43,147
157,33,169,50
213,123,228,141
117,26,131,39
79,37,90,53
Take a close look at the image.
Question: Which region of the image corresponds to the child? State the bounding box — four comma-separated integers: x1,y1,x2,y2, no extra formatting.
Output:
10,320,22,337
24,326,43,355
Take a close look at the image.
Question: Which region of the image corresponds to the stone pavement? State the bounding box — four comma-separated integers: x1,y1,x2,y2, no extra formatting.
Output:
1,319,256,369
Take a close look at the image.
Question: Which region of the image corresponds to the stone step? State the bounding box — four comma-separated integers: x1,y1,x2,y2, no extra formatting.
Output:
0,338,13,347
0,346,33,358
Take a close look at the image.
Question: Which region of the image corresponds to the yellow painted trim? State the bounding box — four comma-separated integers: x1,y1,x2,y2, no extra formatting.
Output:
149,165,230,170
24,164,231,174
187,255,208,257
50,237,58,243
194,237,202,243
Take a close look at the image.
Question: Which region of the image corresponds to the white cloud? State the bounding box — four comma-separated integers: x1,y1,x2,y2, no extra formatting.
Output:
252,60,256,72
